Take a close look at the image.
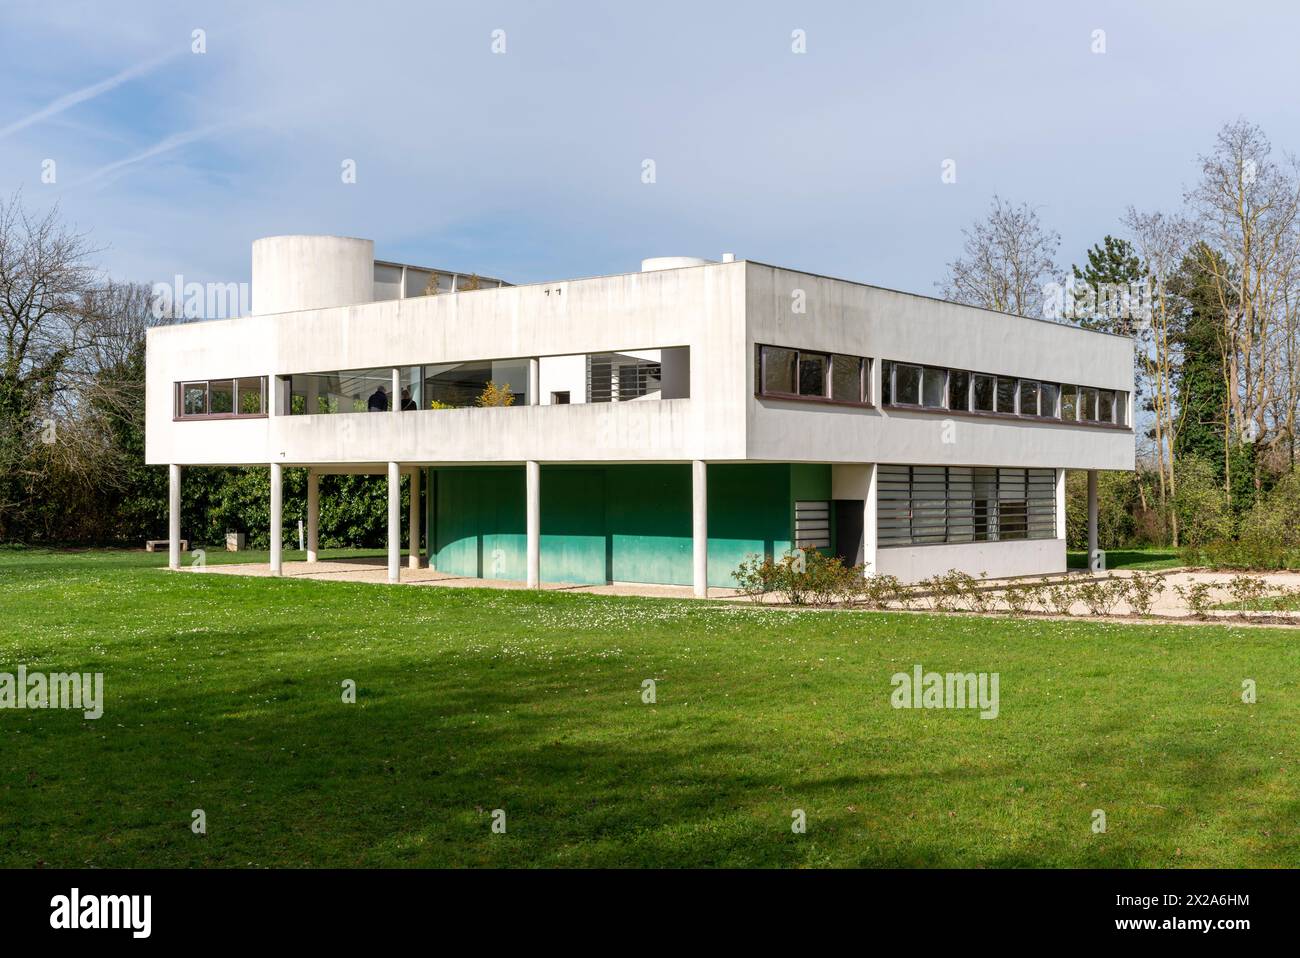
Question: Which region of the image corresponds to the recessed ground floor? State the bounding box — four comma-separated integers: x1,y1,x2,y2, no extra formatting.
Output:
164,460,1098,590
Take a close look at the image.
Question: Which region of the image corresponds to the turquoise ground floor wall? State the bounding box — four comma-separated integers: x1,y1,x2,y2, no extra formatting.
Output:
428,463,830,589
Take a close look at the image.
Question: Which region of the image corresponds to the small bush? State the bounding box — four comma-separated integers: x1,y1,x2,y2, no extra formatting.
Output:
1174,581,1215,619
1120,572,1167,616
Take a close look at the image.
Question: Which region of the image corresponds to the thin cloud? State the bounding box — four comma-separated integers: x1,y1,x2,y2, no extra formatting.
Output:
0,49,178,140
72,123,229,189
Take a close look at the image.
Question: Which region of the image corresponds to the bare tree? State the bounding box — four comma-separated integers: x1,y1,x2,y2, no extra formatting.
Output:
939,195,1060,317
1186,120,1300,490
1122,207,1191,542
0,192,99,535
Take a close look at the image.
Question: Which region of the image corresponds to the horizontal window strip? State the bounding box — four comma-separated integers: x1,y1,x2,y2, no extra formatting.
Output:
877,464,1058,548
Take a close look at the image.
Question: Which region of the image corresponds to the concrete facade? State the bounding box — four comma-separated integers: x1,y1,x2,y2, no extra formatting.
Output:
147,237,1134,587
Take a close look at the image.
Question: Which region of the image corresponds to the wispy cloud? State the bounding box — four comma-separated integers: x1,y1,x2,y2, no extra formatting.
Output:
72,123,229,189
0,49,178,140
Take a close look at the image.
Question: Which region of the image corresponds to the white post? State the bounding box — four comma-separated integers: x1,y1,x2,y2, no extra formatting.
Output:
168,464,182,570
408,468,421,569
692,460,708,598
269,462,283,575
1055,468,1067,541
863,463,878,576
526,461,541,587
391,367,401,413
1087,469,1099,571
388,461,401,583
528,357,540,405
306,470,319,562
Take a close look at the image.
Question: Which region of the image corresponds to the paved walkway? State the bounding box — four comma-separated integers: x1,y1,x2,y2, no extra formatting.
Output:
177,559,1300,622
188,557,739,599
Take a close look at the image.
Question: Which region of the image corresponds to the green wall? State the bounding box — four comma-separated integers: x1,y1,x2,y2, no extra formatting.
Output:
429,463,829,588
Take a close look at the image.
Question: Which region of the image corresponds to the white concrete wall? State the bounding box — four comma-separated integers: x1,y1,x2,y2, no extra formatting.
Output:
147,259,746,465
251,236,374,316
874,538,1066,581
744,264,1135,471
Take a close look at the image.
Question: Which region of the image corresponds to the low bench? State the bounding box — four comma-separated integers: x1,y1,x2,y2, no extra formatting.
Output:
145,539,188,553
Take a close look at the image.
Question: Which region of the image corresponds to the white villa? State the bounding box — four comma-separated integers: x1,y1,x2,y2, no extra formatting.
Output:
146,235,1135,594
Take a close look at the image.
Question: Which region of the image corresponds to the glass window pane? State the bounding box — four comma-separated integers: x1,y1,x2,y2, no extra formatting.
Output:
797,352,827,397
972,374,995,411
995,377,1017,413
398,367,422,410
762,347,797,395
921,367,945,407
1115,391,1127,425
1039,382,1059,418
236,377,264,415
209,379,234,414
1019,381,1038,416
895,364,921,404
1098,390,1114,423
1061,385,1078,420
948,370,969,411
182,383,207,416
427,361,496,408
881,361,893,405
1080,388,1098,420
830,355,861,402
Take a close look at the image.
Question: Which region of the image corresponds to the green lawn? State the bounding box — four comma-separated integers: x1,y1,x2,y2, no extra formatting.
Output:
1067,547,1182,571
1,546,1296,868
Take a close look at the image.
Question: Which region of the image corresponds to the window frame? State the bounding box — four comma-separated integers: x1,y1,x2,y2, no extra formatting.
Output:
174,377,269,421
755,344,872,407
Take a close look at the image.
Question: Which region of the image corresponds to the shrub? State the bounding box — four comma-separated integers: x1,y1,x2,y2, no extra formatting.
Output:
1120,572,1167,617
1076,579,1122,616
1172,456,1235,548
1225,574,1270,613
732,554,779,603
1174,581,1215,619
1044,581,1078,616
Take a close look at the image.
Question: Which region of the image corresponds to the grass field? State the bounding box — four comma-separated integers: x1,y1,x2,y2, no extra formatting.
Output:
1066,548,1182,571
2,546,1297,868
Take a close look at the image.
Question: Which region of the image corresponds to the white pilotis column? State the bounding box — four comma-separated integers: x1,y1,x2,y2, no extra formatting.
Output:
863,463,879,576
526,460,541,588
388,461,401,583
528,357,540,405
306,470,319,562
408,468,421,569
1086,469,1099,571
168,464,182,570
692,460,708,598
1055,468,1067,541
269,462,283,576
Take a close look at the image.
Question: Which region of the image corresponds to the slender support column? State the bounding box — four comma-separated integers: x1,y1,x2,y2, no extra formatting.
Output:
306,470,319,562
269,462,283,576
528,357,540,405
391,367,400,413
168,464,182,570
863,463,879,576
526,461,541,588
692,460,708,598
388,461,401,583
1086,469,1099,572
1055,468,1067,541
408,468,421,569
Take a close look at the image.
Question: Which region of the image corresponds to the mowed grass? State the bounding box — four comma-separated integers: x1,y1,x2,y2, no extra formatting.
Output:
1067,547,1182,571
1,547,1297,869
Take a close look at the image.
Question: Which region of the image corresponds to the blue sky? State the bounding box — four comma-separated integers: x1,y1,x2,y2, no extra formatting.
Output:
1,0,1297,300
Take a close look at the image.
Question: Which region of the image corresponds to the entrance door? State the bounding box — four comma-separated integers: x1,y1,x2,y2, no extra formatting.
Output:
833,499,864,567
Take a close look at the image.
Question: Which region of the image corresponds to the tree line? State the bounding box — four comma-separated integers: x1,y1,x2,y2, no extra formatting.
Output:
942,119,1300,558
